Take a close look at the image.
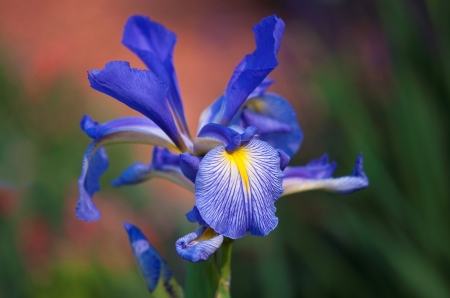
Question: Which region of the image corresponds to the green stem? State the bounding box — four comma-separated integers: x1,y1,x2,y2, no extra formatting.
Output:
216,238,233,298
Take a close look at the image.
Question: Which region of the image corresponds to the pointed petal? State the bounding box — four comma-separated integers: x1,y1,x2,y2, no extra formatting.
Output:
122,15,190,136
282,153,368,196
195,140,283,239
76,144,109,221
283,153,336,180
124,223,172,292
198,15,285,128
175,227,223,262
240,93,302,157
88,61,187,151
248,78,274,98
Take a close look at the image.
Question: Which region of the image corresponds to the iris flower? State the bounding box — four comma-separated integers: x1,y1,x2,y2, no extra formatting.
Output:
77,15,368,262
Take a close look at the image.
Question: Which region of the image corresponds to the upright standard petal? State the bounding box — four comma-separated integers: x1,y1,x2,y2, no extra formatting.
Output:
124,223,175,293
282,153,368,196
175,227,223,262
88,61,187,151
122,15,190,136
198,15,285,129
195,139,284,239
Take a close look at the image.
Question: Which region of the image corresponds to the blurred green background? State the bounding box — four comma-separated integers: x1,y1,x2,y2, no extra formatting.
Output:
1,0,449,297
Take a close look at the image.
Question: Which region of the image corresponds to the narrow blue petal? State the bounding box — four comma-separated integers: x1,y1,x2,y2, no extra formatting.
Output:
152,147,180,170
122,15,190,136
124,223,172,292
80,115,178,150
283,153,337,180
198,123,241,152
240,126,258,145
282,153,368,196
186,206,209,227
175,227,223,262
112,147,194,192
277,149,291,171
88,61,187,151
179,153,202,183
196,140,283,239
240,93,303,157
198,15,285,127
76,144,109,221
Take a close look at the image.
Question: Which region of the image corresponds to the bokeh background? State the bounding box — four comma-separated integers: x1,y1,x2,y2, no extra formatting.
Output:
1,0,449,297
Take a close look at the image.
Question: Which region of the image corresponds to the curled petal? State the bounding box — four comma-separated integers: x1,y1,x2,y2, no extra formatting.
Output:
186,206,208,227
113,147,194,192
76,144,109,221
77,116,183,221
122,15,190,136
198,15,285,129
175,227,223,262
88,61,187,151
179,153,202,183
124,223,171,292
240,93,303,157
282,153,368,196
277,149,291,171
196,139,284,239
198,123,241,152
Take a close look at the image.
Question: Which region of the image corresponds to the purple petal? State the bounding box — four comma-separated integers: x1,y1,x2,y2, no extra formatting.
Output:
283,153,368,195
198,15,285,128
122,15,190,136
240,93,303,157
76,144,109,221
88,61,187,151
195,140,283,239
186,206,208,227
124,223,172,292
175,227,223,262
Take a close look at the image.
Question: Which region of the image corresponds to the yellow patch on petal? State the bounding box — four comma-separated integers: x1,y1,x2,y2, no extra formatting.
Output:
196,227,218,242
224,147,250,193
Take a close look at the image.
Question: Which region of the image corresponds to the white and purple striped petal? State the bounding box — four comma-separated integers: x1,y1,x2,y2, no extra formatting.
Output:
175,227,223,263
122,16,190,136
88,61,188,151
195,139,284,239
282,153,368,196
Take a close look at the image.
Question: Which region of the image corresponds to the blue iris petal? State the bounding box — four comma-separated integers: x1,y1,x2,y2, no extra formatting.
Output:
240,93,303,157
248,78,274,99
124,223,172,292
198,15,285,128
282,153,368,195
179,153,202,183
186,206,209,227
277,149,291,171
77,116,183,222
175,227,223,262
112,147,194,192
76,145,109,221
195,139,284,239
198,123,241,152
88,61,187,151
122,15,190,136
